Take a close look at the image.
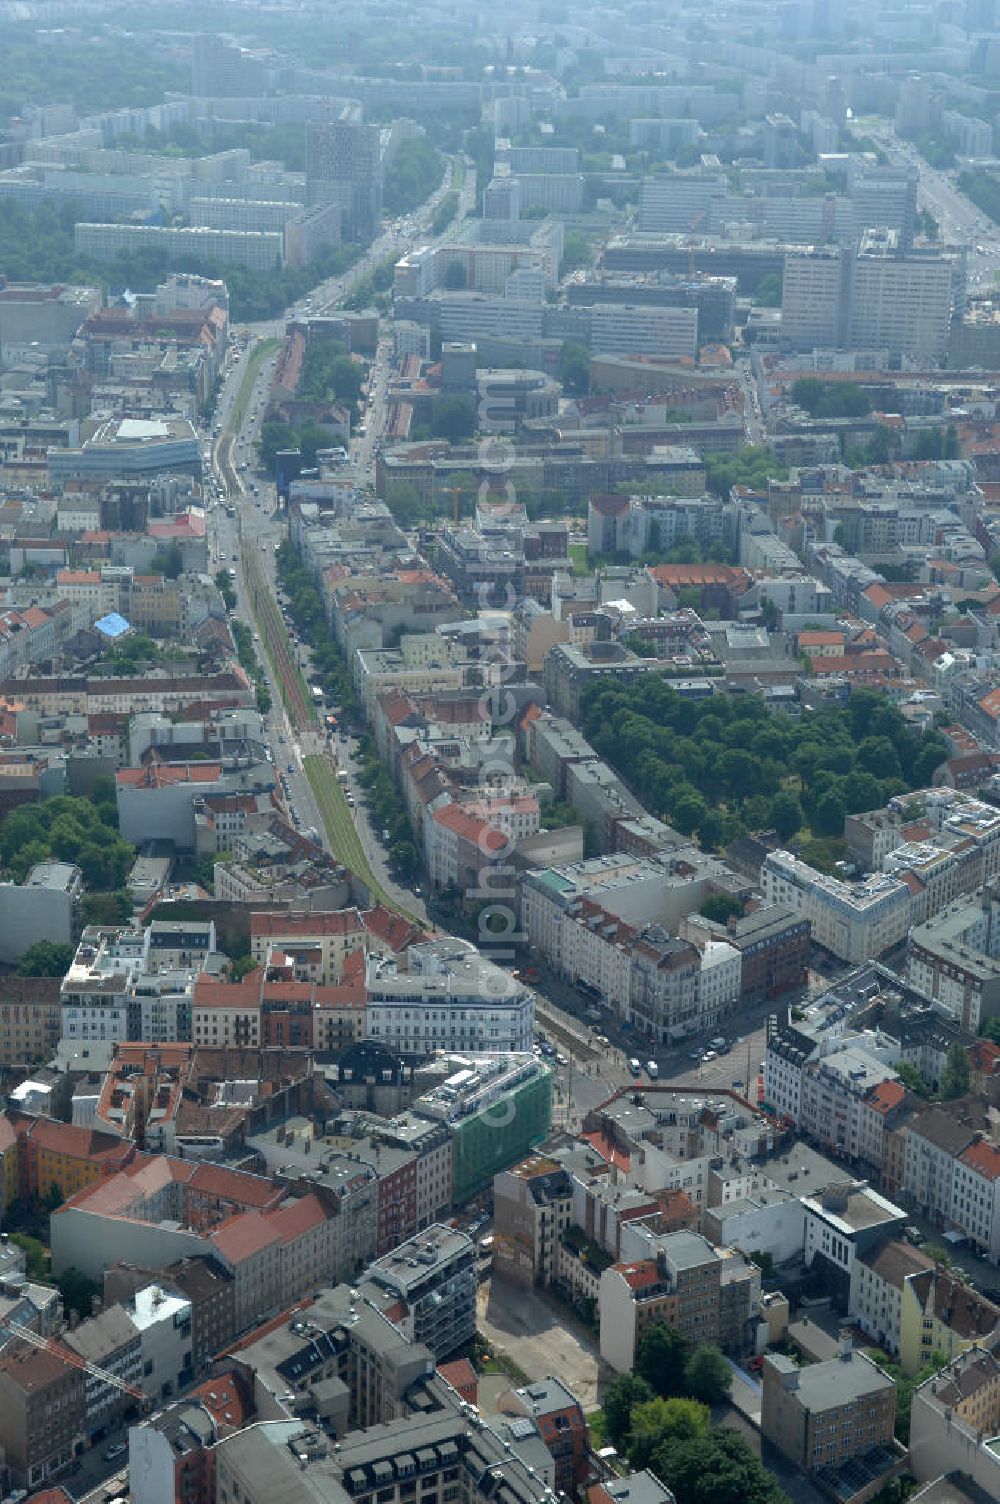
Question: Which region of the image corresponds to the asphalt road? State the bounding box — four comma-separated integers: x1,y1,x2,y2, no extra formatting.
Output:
860,121,1000,289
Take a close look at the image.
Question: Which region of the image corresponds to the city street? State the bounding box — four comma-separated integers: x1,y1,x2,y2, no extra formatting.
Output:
859,121,1000,288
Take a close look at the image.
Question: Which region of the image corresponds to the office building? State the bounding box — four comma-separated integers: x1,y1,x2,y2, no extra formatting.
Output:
364,1225,476,1358
74,222,284,271
849,229,956,359
305,118,382,239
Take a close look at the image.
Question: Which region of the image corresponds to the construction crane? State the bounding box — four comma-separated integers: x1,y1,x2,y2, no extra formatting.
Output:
0,1321,149,1407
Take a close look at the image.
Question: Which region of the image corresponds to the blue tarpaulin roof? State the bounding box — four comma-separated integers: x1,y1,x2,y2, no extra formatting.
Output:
94,612,132,639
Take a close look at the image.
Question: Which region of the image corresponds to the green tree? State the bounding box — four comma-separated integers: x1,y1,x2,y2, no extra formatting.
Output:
650,1428,787,1504
941,1042,971,1101
671,791,708,837
754,271,783,307
260,418,300,470
382,137,443,214
432,396,476,442
896,1061,932,1099
635,1321,691,1397
558,341,591,396
811,788,847,838
602,1372,653,1449
58,1267,100,1321
682,1346,731,1405
629,1396,709,1466
9,1232,49,1279
150,539,184,579
769,791,803,841
561,231,593,274
16,940,74,977
699,893,743,924
82,890,133,926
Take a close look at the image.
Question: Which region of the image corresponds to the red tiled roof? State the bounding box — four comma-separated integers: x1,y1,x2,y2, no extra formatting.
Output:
613,1260,661,1291
210,1211,281,1264
580,1130,631,1174
959,1139,1000,1181
432,803,508,851
866,1079,907,1115
267,1193,328,1243
116,764,223,788
190,1371,252,1430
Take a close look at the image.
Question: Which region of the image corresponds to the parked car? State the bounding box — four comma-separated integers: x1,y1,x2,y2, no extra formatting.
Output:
104,1443,127,1462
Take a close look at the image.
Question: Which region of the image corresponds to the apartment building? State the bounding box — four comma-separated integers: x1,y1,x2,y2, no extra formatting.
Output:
898,1104,1000,1258
497,1377,589,1496
0,1342,86,1488
803,1181,907,1309
906,883,1000,1033
909,1346,1000,1493
364,1225,476,1359
761,1344,896,1477
598,1230,724,1373
0,976,61,1069
493,1154,576,1288
679,905,810,1004
850,1240,1000,1374
365,940,534,1056
74,221,284,270
249,909,369,983
762,850,911,963
61,1304,142,1440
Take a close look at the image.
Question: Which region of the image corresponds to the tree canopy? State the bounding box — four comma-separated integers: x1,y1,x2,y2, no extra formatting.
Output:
0,792,134,891
790,378,872,419
577,682,948,852
16,940,74,977
382,137,444,215
603,1329,788,1504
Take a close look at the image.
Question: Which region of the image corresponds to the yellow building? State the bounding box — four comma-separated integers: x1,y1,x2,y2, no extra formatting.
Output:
0,1117,18,1221
0,978,62,1070
900,1265,1000,1376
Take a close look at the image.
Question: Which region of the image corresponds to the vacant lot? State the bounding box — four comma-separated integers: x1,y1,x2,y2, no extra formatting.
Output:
476,1275,612,1409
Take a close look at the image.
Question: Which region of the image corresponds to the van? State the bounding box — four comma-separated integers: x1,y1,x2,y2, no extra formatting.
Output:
628,1057,641,1077
646,1060,659,1079
710,1036,727,1052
